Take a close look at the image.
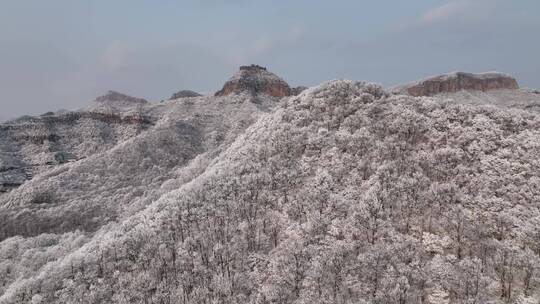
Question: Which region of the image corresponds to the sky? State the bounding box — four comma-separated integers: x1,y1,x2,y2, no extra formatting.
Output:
0,0,539,121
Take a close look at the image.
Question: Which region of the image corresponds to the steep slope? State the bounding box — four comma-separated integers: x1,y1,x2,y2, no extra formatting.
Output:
2,80,540,303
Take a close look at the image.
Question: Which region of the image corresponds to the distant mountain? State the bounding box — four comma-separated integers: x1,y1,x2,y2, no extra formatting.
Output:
391,71,519,96
1,68,540,303
94,90,149,104
392,71,540,113
169,90,202,100
86,90,149,114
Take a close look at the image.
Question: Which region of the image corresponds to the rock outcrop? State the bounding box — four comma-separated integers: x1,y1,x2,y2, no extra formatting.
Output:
215,65,292,97
170,90,202,99
393,72,519,97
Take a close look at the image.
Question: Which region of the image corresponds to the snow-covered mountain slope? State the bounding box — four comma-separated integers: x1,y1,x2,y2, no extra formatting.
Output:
1,76,540,303
0,107,153,195
0,92,279,242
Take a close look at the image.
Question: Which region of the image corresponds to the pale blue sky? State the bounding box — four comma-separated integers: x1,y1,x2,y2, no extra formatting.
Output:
1,0,539,120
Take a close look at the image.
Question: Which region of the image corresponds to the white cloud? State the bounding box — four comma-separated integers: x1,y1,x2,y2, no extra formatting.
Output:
419,1,469,25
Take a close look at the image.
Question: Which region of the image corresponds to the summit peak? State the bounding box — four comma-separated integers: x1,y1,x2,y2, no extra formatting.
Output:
215,65,292,98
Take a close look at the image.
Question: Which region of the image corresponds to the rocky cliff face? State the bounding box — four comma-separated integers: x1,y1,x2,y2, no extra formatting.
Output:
215,65,292,97
393,72,519,97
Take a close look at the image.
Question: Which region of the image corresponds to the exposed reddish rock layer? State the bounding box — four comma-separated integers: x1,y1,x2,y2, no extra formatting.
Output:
396,72,519,97
215,65,292,97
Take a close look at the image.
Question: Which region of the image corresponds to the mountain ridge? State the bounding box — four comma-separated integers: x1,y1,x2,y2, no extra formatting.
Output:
1,70,540,303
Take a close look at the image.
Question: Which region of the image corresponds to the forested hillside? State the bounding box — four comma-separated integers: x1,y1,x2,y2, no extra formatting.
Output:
1,78,540,303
